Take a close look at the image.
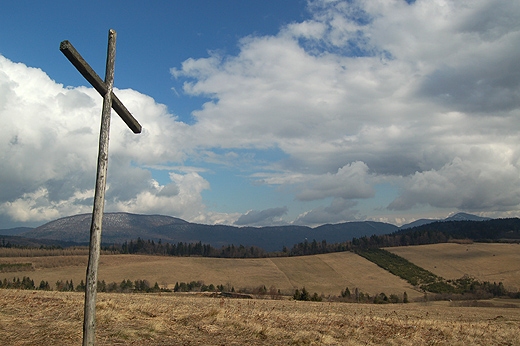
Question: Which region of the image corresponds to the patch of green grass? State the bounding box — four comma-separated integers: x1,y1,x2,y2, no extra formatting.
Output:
356,248,454,293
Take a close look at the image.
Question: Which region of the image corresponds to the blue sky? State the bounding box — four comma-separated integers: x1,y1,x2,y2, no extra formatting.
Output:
1,1,306,116
1,0,520,229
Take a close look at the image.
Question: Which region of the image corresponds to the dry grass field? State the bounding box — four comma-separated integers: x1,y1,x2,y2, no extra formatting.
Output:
1,245,520,344
0,251,423,299
386,243,520,291
1,289,519,345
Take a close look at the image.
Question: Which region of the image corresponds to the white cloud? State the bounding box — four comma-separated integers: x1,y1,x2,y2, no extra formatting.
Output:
0,55,212,225
294,198,360,226
234,207,288,226
389,146,520,211
0,187,94,222
171,0,520,223
111,171,210,221
3,0,520,227
296,162,374,201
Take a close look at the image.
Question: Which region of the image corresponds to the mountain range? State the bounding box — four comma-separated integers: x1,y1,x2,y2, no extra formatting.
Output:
0,212,491,252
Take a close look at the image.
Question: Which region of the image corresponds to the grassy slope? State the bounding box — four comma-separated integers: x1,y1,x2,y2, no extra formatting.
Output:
386,243,520,290
269,252,419,297
0,251,422,299
1,243,518,299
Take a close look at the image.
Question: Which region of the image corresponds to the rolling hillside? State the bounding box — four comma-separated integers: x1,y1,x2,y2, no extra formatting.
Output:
0,251,423,300
4,243,519,300
386,243,520,291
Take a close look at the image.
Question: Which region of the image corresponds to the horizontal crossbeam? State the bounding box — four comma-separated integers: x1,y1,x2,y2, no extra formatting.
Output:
60,40,142,134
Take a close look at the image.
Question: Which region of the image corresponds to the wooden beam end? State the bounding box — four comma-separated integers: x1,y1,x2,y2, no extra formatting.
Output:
59,40,71,52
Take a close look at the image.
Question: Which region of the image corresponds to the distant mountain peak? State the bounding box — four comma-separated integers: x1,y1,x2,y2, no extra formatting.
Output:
399,212,492,230
19,212,187,243
445,212,491,222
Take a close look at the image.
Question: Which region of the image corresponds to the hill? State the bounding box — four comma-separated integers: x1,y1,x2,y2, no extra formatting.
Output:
0,227,33,236
2,242,519,298
17,212,398,251
386,243,520,291
19,213,187,242
0,251,422,299
395,218,520,242
399,212,491,230
0,234,85,248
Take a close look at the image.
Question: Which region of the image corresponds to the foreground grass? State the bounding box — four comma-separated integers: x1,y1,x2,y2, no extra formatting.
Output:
1,290,519,345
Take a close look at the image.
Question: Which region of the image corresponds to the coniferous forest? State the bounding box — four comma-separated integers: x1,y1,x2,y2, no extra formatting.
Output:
83,218,520,258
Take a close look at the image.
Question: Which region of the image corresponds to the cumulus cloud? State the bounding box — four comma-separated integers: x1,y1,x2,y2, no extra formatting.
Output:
3,0,520,227
234,207,288,226
0,187,94,223
171,0,520,223
294,198,359,226
0,55,210,226
388,148,520,211
296,162,374,201
111,171,210,221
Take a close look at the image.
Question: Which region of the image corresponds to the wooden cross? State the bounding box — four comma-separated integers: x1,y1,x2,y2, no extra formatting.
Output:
60,29,141,346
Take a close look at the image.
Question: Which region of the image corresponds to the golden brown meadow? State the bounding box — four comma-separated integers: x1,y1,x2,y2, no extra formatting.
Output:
0,250,425,299
386,243,520,291
2,243,520,296
1,243,520,344
1,289,519,345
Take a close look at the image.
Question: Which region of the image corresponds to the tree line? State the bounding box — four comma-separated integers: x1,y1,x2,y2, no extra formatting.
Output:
0,275,411,305
3,272,512,304
96,218,520,259
0,276,165,293
114,238,267,258
3,218,520,298
285,218,520,256
3,218,520,259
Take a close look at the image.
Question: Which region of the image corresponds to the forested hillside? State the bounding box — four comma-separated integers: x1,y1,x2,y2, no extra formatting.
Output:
2,217,519,258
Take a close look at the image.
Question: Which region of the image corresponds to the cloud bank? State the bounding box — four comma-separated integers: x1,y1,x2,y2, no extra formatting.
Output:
2,0,520,227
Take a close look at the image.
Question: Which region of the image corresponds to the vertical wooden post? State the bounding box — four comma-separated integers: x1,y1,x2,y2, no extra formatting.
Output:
60,28,141,345
83,29,117,346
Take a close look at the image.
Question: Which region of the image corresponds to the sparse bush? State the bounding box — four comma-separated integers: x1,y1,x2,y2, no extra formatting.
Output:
341,287,351,298
97,280,107,292
76,280,85,292
389,294,400,303
39,280,51,290
373,293,389,304
55,279,74,292
269,285,282,300
253,285,268,297
107,282,119,292
310,292,322,302
293,287,321,301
